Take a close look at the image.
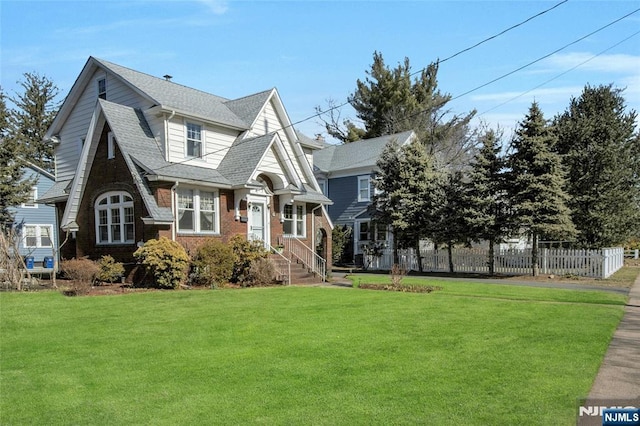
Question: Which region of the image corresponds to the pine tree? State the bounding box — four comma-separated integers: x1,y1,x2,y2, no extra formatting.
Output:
320,52,476,169
431,171,469,273
8,72,60,172
554,84,639,248
464,128,510,275
0,88,35,227
507,102,576,276
372,139,444,268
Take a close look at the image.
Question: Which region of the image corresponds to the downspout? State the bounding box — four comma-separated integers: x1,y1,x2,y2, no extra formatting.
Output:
311,204,322,253
171,181,179,241
164,111,175,162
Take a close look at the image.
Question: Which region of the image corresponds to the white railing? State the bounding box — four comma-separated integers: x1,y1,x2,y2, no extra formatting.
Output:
282,236,327,282
269,245,291,285
364,247,625,279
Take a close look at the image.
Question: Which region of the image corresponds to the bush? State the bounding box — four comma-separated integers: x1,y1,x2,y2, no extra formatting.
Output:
97,255,125,283
133,237,189,289
59,257,101,295
192,239,234,287
229,235,269,284
245,258,276,287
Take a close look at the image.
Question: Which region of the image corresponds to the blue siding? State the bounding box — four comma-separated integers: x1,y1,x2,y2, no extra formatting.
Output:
326,175,373,225
10,167,59,263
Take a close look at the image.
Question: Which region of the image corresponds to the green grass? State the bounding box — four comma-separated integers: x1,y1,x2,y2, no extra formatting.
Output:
1,284,626,425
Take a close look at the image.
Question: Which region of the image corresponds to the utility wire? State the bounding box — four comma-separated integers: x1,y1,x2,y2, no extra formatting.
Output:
450,7,640,102
479,29,640,116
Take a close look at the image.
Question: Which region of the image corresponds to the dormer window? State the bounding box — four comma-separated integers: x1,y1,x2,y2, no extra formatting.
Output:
186,122,202,158
97,78,106,100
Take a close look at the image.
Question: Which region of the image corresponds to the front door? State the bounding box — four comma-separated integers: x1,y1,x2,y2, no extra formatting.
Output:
249,203,266,245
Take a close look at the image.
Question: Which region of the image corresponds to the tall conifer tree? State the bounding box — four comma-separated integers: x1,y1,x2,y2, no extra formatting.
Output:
554,84,639,247
507,102,575,276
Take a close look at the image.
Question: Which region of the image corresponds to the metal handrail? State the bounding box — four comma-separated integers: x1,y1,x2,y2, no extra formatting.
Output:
282,236,327,282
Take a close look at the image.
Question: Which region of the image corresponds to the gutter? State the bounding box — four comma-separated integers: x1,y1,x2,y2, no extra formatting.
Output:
171,181,179,241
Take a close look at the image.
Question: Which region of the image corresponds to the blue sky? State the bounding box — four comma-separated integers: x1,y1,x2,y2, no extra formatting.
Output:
1,0,639,143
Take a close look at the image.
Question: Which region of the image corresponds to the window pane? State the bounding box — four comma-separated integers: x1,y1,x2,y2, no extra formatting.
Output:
200,211,215,231
284,204,293,219
187,141,201,157
359,222,370,241
41,234,52,247
283,220,292,235
296,218,303,236
124,207,134,223
99,225,109,243
110,195,120,204
178,190,193,209
111,208,121,224
179,211,194,231
124,195,133,203
200,191,215,211
125,224,134,241
112,224,121,242
99,209,108,225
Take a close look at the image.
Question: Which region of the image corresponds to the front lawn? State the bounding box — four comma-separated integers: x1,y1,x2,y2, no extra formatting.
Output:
1,284,625,425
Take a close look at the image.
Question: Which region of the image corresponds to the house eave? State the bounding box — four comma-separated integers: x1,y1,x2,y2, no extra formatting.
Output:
145,174,233,189
148,105,249,131
141,217,173,225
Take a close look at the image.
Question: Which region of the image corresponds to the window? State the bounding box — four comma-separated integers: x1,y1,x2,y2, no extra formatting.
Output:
97,78,106,100
186,122,202,158
108,132,116,159
22,187,37,208
358,175,371,202
22,225,53,248
317,179,327,196
358,221,371,242
177,188,218,233
95,192,134,244
283,203,305,237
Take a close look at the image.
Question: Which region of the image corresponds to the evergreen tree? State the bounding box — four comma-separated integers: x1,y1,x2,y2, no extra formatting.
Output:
464,128,511,275
8,72,60,172
372,139,444,269
554,84,639,248
507,102,576,276
431,171,469,273
0,88,34,227
320,52,476,169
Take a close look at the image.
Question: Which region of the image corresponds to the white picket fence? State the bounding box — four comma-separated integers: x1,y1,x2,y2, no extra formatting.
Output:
364,247,625,279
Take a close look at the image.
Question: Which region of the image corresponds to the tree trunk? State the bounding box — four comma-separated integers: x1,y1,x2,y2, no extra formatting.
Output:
447,241,454,273
392,230,399,265
531,232,539,277
488,239,495,276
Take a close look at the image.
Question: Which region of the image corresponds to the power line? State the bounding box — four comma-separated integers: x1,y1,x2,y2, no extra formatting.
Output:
479,29,640,116
450,7,640,102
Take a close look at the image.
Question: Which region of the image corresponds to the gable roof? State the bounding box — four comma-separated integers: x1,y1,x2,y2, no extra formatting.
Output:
313,130,416,174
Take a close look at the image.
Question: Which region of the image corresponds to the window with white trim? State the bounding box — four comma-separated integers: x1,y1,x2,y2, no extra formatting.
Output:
107,132,116,159
177,188,218,233
97,78,106,100
22,224,53,248
283,203,305,237
186,122,202,158
317,179,327,196
22,187,37,208
358,175,371,202
95,192,134,244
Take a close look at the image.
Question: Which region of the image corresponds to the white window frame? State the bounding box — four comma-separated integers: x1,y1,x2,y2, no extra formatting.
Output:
94,191,135,245
21,186,37,208
355,219,388,254
22,224,54,249
185,122,203,159
97,77,106,100
358,175,371,202
107,132,116,159
317,179,327,196
177,187,220,234
283,203,306,237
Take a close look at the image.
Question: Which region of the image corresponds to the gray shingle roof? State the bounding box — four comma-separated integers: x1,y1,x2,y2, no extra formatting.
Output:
38,179,72,203
217,134,275,187
95,57,249,130
224,90,273,128
313,130,416,173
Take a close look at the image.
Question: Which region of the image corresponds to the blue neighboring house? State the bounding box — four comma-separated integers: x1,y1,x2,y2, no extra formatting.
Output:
10,163,58,268
313,131,416,264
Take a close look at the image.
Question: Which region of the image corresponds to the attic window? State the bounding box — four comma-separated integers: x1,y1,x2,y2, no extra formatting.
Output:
97,78,106,100
186,122,202,158
108,132,116,159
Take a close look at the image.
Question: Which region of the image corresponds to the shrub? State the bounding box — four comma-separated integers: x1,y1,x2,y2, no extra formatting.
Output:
332,225,352,264
59,257,101,295
229,235,269,284
390,263,406,286
245,258,276,287
192,239,234,287
133,237,189,289
97,255,125,283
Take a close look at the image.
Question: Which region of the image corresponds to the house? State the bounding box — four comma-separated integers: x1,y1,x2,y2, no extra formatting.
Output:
9,163,58,268
313,131,416,264
39,57,333,279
